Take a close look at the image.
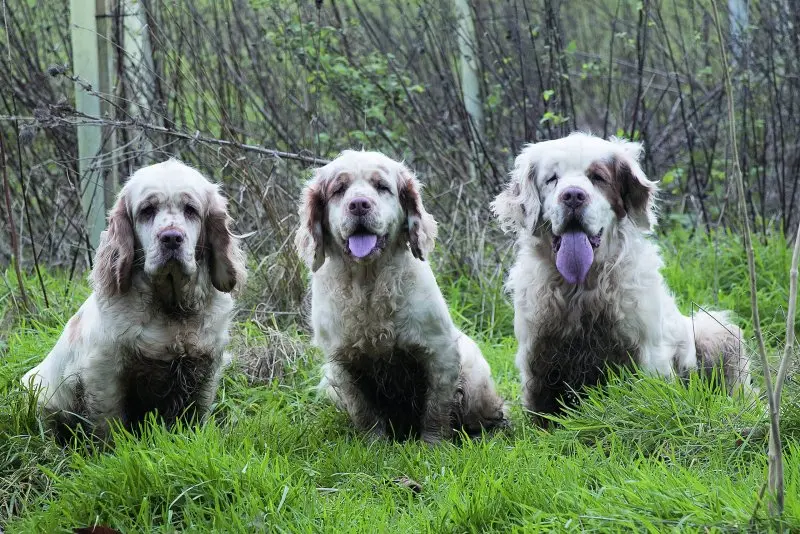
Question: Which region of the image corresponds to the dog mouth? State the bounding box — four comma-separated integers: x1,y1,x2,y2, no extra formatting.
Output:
148,249,196,278
152,256,192,275
156,250,188,267
551,228,603,285
346,228,388,259
161,249,181,261
552,228,603,253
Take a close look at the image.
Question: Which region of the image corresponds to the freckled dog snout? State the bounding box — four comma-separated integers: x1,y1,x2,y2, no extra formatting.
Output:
348,197,373,217
158,229,184,250
560,187,588,210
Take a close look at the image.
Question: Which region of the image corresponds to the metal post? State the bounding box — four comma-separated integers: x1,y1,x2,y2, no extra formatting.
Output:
454,0,484,181
70,0,116,255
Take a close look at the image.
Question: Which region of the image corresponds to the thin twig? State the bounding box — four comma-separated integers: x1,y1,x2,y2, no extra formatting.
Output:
0,131,30,312
711,0,783,517
775,226,800,405
602,0,621,139
11,96,49,307
629,0,649,139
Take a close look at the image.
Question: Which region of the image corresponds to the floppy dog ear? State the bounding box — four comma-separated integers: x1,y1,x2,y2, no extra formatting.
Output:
399,168,438,260
294,176,326,272
611,137,658,232
204,187,247,293
91,191,135,297
491,145,541,235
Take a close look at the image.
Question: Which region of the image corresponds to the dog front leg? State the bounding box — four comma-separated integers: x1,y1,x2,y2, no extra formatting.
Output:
420,349,460,444
330,367,387,439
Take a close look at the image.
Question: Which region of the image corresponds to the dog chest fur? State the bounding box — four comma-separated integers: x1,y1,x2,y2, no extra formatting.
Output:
529,312,639,414
333,344,432,439
119,346,218,427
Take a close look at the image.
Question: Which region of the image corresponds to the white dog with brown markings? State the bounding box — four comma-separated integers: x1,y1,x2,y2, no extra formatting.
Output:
492,133,751,424
295,150,507,443
22,160,246,440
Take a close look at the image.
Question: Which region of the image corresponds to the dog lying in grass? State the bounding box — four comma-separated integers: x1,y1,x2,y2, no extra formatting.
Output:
22,160,246,440
295,150,507,443
492,133,751,424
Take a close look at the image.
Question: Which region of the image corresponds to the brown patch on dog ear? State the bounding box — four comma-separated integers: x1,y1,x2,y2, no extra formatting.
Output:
91,191,135,297
614,156,656,229
294,180,327,271
587,157,656,230
204,188,247,293
399,171,437,260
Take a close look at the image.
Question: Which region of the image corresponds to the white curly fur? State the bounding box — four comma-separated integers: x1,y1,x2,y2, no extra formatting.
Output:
21,160,247,439
492,133,751,421
297,150,506,443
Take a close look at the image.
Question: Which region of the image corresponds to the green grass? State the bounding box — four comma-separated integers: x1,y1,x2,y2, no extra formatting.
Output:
1,230,799,533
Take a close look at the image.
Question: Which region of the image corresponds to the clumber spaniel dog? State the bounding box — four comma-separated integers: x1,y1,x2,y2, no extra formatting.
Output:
295,150,507,443
491,133,750,423
22,159,246,439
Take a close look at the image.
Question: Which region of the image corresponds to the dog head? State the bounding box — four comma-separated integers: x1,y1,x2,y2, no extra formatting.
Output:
295,150,437,271
492,132,657,284
92,159,246,298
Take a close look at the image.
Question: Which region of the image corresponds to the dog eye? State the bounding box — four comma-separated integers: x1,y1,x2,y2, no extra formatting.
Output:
138,205,156,219
375,182,392,194
330,183,345,196
589,173,605,183
184,204,199,218
546,174,558,185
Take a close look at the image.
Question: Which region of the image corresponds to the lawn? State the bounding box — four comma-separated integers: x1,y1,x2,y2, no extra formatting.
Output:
1,228,799,533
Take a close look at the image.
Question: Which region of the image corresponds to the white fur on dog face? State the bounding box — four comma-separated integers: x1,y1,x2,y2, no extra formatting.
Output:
322,152,405,260
491,132,657,239
534,143,616,238
92,159,247,298
295,150,437,271
124,162,208,277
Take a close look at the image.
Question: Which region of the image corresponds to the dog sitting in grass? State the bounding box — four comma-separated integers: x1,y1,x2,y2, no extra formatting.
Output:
295,150,507,443
492,133,752,424
21,160,246,440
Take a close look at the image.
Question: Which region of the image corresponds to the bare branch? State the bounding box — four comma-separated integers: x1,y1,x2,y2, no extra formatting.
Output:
711,0,783,517
775,226,800,407
0,130,30,312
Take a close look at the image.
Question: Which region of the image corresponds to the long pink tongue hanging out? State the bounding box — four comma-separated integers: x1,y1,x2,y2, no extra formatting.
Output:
348,233,378,258
555,231,594,284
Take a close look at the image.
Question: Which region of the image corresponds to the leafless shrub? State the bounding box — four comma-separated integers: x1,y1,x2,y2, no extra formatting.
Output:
1,0,798,320
233,322,312,385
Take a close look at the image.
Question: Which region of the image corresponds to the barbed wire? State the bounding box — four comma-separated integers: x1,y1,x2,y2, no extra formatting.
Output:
0,111,330,167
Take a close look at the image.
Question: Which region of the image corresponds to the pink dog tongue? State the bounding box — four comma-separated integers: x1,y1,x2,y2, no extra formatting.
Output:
556,231,594,284
348,233,378,258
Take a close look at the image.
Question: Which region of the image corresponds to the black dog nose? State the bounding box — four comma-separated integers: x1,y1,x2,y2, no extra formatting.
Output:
348,197,372,217
159,229,184,250
560,187,588,210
